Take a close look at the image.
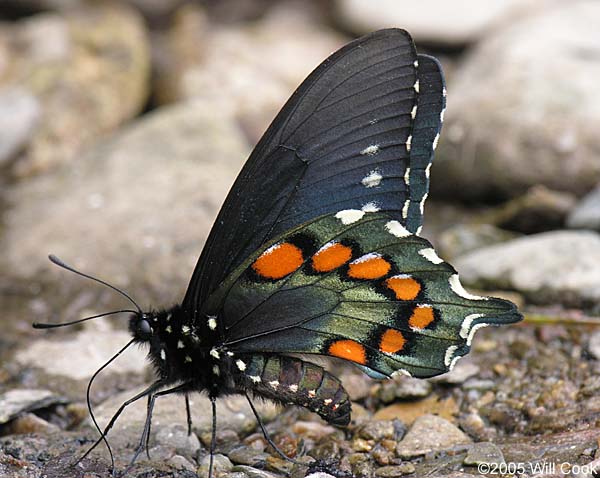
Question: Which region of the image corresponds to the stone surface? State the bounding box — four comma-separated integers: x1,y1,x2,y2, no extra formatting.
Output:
436,223,518,261
567,185,600,231
431,360,480,385
0,4,149,177
1,99,249,306
455,231,600,308
0,88,41,165
432,2,600,200
155,423,201,458
589,330,600,361
334,0,550,45
0,389,65,424
396,414,472,458
154,3,346,145
463,441,505,465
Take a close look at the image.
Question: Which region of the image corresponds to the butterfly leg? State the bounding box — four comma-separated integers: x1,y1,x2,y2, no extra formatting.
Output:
185,393,193,436
243,392,301,465
209,396,216,478
76,380,165,472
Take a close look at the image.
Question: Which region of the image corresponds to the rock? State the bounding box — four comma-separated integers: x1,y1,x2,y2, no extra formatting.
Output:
1,99,249,306
0,389,66,424
167,454,197,473
4,413,60,435
463,442,505,465
588,330,600,361
396,414,472,458
0,88,41,165
479,186,577,234
454,231,600,308
374,395,459,426
92,389,277,455
231,465,281,478
374,464,415,477
154,3,346,145
334,0,549,46
198,453,234,477
305,474,337,478
15,321,147,381
431,360,480,385
432,2,600,200
228,446,271,466
567,185,600,231
378,376,431,402
0,4,149,177
154,423,201,458
437,223,519,261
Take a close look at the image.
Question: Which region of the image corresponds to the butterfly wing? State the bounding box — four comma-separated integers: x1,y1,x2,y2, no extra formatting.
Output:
204,212,521,379
183,29,445,315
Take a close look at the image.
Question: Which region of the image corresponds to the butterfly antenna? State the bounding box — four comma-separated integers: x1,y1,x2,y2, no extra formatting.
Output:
47,254,142,313
33,309,138,329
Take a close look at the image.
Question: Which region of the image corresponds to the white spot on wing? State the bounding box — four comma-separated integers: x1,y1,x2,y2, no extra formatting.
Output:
308,390,316,398
433,133,440,150
405,135,412,152
324,399,333,405
416,225,423,235
210,348,220,359
160,349,166,361
207,316,217,330
181,325,190,334
414,60,419,68
411,105,417,119
419,193,428,214
385,220,410,238
418,248,444,264
402,200,410,219
460,313,485,339
177,340,185,349
444,345,459,367
440,109,445,122
185,355,193,363
268,380,279,389
289,384,298,392
443,87,447,97
449,274,487,301
249,375,261,383
165,325,172,333
361,170,383,188
335,209,365,225
236,359,246,371
212,365,220,375
360,144,379,156
404,167,411,185
361,202,380,213
414,80,420,93
351,252,382,264
425,163,432,179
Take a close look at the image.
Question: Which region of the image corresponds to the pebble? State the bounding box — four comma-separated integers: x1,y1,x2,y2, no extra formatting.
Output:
198,453,234,477
463,442,505,465
167,454,197,473
228,446,272,466
0,389,66,425
567,185,600,231
4,413,60,435
431,361,480,385
0,88,41,165
231,465,282,478
154,423,201,458
588,330,600,360
396,414,472,458
374,464,416,477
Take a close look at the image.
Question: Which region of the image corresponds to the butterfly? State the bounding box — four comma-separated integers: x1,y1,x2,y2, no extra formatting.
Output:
36,28,522,477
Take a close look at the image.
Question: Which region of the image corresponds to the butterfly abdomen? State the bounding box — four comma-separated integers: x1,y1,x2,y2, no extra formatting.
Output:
236,354,351,427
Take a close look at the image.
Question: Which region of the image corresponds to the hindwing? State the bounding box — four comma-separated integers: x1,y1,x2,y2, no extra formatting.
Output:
205,212,521,379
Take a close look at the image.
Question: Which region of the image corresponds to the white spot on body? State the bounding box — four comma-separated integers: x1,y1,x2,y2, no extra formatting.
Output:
361,170,383,188
207,317,217,330
414,80,420,93
249,375,261,383
405,135,412,152
418,248,444,264
404,167,411,185
185,355,193,363
360,144,380,156
181,325,190,334
226,351,234,356
432,133,440,150
402,200,410,219
160,349,166,361
385,220,410,238
165,325,172,334
444,345,459,367
414,60,419,68
289,384,298,393
411,105,417,120
308,390,316,398
361,202,380,213
177,340,185,349
212,365,220,375
236,359,246,371
419,193,428,214
166,313,172,321
324,399,333,405
210,348,220,359
449,274,487,301
268,380,279,389
335,209,365,225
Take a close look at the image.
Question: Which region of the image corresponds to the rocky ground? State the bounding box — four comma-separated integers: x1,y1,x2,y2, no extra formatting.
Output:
1,1,599,477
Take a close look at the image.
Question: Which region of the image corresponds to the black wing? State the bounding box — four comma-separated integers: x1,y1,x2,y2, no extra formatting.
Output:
183,29,445,317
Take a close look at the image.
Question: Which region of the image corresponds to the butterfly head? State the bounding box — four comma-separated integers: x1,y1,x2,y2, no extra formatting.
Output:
129,312,154,342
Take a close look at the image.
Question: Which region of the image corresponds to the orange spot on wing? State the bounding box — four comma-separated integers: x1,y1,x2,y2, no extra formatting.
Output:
328,339,367,365
409,305,435,329
252,242,303,279
379,329,406,354
348,254,391,279
312,242,352,272
385,276,421,300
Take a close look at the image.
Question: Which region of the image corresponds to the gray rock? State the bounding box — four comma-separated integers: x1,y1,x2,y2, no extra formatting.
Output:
0,4,149,177
154,3,346,145
396,414,471,458
431,360,480,385
0,389,66,424
432,2,600,200
305,474,337,478
0,88,41,165
231,466,282,478
567,185,600,231
374,464,416,477
167,454,197,472
463,442,505,465
437,223,519,261
2,99,249,307
228,446,271,466
455,231,600,307
155,423,201,458
589,330,600,361
198,453,234,477
334,0,549,45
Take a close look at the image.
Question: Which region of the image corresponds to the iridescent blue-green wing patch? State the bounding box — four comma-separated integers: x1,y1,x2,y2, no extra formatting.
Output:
183,29,445,318
204,211,521,379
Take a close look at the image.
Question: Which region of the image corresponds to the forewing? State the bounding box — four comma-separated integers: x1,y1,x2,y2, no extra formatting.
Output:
206,212,521,379
183,29,445,315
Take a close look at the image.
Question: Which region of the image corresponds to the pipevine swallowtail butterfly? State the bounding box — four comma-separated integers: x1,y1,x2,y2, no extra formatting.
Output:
36,28,522,477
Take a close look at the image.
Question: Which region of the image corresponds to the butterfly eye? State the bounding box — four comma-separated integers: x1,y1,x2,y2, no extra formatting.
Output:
137,318,152,338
